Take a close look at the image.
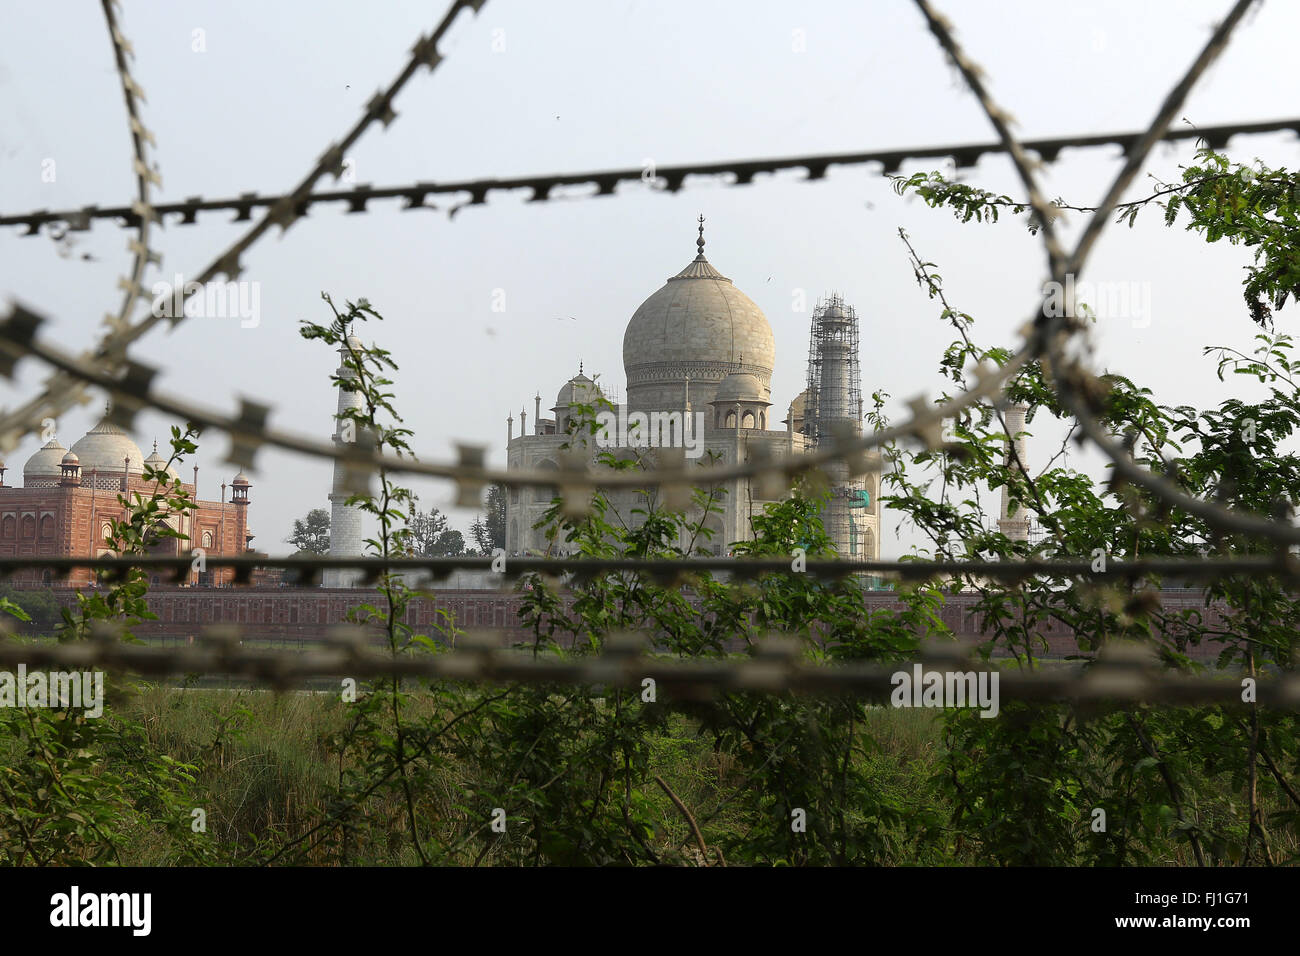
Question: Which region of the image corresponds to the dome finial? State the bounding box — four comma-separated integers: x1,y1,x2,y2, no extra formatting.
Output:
696,214,706,257
579,360,583,375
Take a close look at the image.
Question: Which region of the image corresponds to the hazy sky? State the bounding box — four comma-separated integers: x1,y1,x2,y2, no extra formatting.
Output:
1,0,1298,557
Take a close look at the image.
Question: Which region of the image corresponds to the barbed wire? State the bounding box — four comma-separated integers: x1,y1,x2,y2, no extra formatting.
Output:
0,0,1286,539
4,117,1298,237
915,0,1300,556
0,626,1290,707
0,552,1288,585
0,0,486,458
0,0,1295,693
0,0,164,454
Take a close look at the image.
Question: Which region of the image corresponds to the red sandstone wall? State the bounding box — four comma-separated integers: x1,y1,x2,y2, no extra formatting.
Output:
19,586,1232,660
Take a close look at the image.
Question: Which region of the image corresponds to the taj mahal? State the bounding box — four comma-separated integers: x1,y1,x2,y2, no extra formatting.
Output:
499,217,882,559
315,217,1032,575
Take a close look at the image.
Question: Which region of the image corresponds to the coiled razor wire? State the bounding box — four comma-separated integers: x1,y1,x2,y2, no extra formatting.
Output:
0,0,1297,692
0,626,1292,707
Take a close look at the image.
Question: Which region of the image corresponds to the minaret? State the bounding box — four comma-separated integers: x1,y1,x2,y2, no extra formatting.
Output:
804,294,871,557
998,403,1032,542
231,470,251,553
323,334,366,587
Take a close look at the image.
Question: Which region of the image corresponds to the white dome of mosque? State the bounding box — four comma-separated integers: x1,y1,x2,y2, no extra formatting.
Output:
23,437,67,478
69,418,146,475
713,371,769,404
623,218,776,391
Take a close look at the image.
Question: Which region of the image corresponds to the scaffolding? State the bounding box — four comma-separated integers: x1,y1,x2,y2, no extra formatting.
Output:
804,294,866,556
804,293,862,443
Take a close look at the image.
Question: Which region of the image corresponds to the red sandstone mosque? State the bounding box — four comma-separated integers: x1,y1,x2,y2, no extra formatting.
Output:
0,414,252,586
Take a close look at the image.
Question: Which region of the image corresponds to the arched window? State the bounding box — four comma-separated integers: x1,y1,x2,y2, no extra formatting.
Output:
38,515,54,539
20,516,34,539
741,411,755,429
534,459,559,503
700,514,725,555
101,522,113,542
201,530,214,549
724,411,737,429
1,516,13,538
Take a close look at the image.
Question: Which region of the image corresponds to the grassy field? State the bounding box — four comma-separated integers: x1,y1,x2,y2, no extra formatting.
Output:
113,684,948,865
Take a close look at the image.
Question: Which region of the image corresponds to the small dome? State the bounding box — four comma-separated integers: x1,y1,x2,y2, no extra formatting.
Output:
552,371,602,413
712,371,769,405
784,389,810,429
232,471,250,486
61,451,79,465
70,418,145,475
143,441,179,480
23,437,67,478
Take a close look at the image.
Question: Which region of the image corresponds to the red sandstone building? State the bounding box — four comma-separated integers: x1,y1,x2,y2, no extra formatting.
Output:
0,416,253,586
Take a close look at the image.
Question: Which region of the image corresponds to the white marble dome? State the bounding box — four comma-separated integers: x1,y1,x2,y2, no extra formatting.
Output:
23,437,67,479
623,223,775,410
552,371,601,412
69,418,146,475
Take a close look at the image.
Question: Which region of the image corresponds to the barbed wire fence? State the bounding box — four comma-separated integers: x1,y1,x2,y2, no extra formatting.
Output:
0,0,1296,704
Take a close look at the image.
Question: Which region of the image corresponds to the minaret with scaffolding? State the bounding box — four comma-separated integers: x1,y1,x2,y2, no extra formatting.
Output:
805,294,875,557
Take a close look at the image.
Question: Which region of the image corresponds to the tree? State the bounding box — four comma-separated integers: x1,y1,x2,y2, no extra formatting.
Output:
409,504,466,557
286,507,330,554
469,515,491,555
481,484,507,551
